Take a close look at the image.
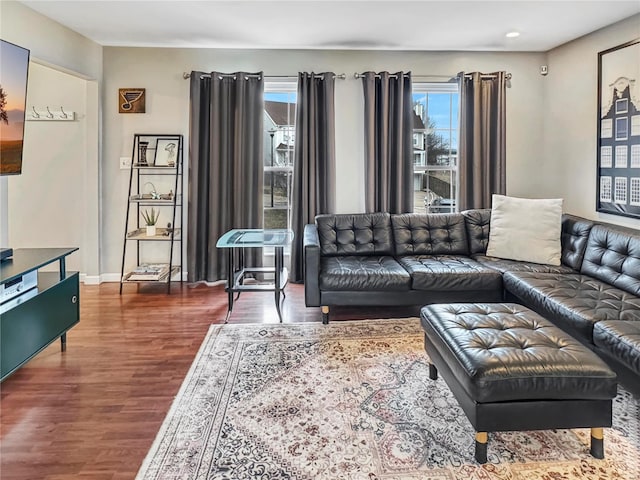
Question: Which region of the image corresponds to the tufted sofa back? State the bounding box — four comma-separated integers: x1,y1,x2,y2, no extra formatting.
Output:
315,212,394,256
561,215,594,270
461,209,491,254
581,225,640,296
391,213,469,256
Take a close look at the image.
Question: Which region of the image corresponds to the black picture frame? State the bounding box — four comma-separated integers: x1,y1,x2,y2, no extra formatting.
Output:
596,38,640,220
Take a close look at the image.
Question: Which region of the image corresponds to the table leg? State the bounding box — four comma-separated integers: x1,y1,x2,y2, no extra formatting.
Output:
274,246,283,323
235,248,244,300
61,332,67,352
225,248,234,323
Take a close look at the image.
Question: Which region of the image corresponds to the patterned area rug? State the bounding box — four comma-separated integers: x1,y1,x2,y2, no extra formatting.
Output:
136,319,640,480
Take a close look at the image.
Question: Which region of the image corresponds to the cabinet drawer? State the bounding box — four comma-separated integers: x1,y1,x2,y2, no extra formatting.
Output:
1,272,79,380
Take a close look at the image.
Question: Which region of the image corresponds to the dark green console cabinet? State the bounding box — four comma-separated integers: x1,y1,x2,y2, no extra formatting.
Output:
0,248,79,381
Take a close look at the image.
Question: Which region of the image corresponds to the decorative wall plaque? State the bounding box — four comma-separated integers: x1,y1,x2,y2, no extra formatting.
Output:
119,88,146,113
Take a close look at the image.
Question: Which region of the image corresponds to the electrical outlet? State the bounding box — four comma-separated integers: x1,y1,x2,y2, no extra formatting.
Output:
120,156,131,169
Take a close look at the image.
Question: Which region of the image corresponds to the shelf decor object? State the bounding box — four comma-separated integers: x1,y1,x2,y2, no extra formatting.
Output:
154,138,179,166
120,134,183,294
596,38,640,219
138,141,149,166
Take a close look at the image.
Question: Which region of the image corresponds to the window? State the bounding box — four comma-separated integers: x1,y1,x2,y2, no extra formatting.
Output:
412,83,460,214
264,82,297,230
600,176,612,202
616,98,628,114
616,117,628,141
632,115,640,136
631,178,640,206
615,145,628,168
601,119,613,138
631,144,640,168
614,177,627,204
600,146,613,168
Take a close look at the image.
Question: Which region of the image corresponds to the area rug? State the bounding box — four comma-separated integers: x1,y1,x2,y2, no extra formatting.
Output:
136,319,640,480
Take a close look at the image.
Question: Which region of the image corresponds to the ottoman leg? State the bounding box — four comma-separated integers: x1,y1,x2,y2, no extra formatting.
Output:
590,427,604,459
321,306,329,325
475,432,488,464
429,363,438,380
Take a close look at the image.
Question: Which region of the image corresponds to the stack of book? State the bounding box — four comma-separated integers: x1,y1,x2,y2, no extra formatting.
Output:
126,263,171,281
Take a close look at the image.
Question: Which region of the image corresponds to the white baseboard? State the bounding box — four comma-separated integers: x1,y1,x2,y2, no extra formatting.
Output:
81,273,101,285
100,273,122,283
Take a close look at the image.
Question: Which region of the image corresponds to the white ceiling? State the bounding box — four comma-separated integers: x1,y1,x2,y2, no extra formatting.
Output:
18,0,640,52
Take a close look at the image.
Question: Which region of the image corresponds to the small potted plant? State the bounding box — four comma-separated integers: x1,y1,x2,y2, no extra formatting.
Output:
141,208,159,236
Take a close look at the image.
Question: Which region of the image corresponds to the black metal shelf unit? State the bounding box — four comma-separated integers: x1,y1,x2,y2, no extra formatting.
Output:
119,134,183,294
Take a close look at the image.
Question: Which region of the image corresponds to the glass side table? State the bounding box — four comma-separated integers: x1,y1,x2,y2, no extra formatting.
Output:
216,229,294,323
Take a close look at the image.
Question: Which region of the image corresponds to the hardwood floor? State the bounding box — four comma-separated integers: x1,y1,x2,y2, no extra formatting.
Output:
0,281,419,479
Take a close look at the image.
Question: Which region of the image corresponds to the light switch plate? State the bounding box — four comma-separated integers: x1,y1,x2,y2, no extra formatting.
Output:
120,156,131,169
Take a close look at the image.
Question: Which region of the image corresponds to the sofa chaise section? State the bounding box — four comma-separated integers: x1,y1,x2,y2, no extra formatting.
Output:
503,223,640,394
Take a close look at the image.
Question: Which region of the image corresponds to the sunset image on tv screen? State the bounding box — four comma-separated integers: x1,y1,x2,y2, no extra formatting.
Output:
0,40,30,175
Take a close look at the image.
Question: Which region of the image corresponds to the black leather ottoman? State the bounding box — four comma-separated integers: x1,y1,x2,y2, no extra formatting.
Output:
420,303,618,464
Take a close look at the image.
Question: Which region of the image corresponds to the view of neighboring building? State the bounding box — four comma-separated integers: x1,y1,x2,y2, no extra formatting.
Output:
263,96,296,229
412,86,459,214
263,86,460,222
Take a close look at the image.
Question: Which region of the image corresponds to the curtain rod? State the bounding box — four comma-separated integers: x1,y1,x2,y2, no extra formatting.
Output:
182,72,346,80
353,72,512,80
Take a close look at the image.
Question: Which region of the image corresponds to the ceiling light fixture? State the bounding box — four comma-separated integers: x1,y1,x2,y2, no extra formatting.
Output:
506,31,520,38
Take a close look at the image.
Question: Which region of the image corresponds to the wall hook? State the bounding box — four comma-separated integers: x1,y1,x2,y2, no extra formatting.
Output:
32,106,40,118
46,106,54,119
59,106,68,119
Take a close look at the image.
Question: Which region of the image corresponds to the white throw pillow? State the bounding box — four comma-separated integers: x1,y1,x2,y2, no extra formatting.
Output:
486,195,563,266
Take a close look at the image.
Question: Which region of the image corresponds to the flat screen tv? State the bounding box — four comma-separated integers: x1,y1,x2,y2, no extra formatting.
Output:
0,39,30,176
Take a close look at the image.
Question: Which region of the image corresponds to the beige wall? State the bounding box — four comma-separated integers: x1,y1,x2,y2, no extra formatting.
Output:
101,47,546,274
0,1,102,280
8,64,86,273
0,1,102,79
545,14,640,228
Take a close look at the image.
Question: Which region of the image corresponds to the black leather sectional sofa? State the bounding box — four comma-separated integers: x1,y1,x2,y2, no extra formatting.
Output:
303,210,640,395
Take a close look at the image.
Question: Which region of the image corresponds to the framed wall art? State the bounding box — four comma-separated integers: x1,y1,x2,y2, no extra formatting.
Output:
596,38,640,219
119,88,146,113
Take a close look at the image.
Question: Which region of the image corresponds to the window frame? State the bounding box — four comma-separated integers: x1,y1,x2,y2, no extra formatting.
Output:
262,81,297,261
411,81,461,214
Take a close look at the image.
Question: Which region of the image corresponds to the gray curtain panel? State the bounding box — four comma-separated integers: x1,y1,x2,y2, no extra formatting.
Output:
187,71,264,282
290,72,336,283
458,71,507,210
362,71,414,214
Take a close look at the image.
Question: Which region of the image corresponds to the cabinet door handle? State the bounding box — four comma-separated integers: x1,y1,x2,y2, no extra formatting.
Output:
72,295,78,304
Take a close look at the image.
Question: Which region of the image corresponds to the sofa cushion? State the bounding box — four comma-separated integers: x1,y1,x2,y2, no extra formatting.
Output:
319,256,411,291
580,225,640,296
486,195,563,266
472,255,575,274
398,255,502,291
594,321,640,376
561,215,594,270
504,271,640,343
460,211,593,269
461,209,491,255
316,212,393,257
391,213,469,256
